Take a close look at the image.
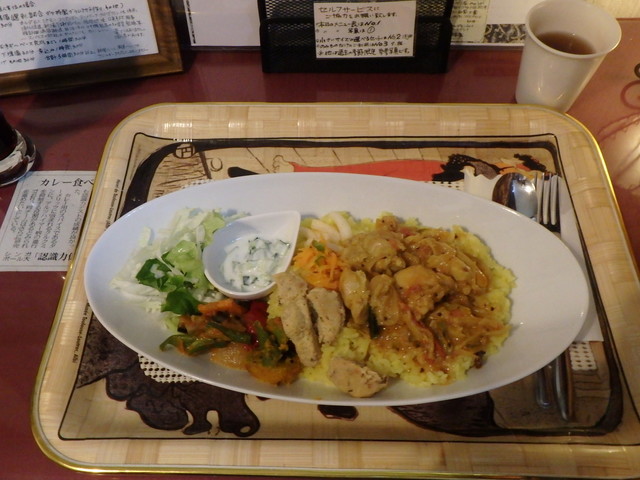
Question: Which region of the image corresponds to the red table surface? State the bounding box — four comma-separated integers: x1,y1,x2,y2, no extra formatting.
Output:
1,19,639,480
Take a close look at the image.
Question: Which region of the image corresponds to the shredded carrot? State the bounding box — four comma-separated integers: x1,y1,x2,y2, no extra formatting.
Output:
291,244,346,290
198,298,246,317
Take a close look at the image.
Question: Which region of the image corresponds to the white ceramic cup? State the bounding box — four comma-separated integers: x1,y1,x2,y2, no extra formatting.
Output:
515,0,621,112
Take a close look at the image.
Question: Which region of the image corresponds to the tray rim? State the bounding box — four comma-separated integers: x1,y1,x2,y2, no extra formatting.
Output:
31,102,640,478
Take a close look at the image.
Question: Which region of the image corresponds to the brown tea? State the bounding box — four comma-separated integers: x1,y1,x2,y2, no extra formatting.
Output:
536,31,596,55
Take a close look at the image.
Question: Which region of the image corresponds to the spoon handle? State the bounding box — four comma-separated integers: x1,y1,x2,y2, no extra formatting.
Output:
553,351,574,421
534,365,553,409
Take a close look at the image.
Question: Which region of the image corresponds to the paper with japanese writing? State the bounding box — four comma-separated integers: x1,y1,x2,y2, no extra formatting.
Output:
0,171,94,271
451,0,491,43
0,0,158,75
314,1,417,58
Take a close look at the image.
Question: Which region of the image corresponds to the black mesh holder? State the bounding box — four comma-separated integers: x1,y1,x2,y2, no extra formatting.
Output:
258,0,454,73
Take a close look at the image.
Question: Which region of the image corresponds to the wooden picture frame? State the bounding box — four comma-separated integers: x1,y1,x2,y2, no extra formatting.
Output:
0,0,183,97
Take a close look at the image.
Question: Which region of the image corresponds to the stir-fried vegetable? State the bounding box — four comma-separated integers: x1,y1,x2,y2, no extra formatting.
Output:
160,298,300,385
115,208,301,385
160,335,230,355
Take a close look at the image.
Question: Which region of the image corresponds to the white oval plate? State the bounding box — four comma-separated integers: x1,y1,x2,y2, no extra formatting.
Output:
84,173,589,406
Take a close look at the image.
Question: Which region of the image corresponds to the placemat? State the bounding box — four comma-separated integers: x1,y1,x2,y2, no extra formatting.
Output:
32,103,640,478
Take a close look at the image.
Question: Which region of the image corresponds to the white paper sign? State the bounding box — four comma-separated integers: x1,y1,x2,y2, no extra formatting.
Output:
0,0,159,75
451,0,491,44
182,0,260,47
0,171,95,271
314,1,417,58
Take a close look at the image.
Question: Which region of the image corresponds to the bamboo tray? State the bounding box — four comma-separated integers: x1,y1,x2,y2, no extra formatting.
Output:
32,103,640,478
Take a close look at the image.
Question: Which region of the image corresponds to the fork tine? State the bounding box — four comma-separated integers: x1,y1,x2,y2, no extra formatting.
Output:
538,173,560,230
542,174,551,226
549,174,559,226
534,172,544,223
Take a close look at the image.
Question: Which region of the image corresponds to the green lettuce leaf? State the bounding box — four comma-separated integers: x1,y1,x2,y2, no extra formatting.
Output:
162,288,202,315
135,258,187,292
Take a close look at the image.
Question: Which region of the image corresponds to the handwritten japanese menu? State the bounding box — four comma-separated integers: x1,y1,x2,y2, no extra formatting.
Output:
0,0,158,75
314,1,417,58
0,171,94,271
451,0,491,43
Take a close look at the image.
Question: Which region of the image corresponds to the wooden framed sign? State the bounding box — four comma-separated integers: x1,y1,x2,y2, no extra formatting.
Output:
0,0,182,96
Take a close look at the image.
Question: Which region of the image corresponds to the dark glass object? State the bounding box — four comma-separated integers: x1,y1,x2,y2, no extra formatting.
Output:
0,112,36,186
0,112,17,159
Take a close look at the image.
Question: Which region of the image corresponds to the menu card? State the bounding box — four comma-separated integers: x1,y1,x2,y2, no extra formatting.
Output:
0,0,158,75
0,171,95,271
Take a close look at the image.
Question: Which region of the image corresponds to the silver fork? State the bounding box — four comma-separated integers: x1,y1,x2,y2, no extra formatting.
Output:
535,172,560,232
535,172,574,421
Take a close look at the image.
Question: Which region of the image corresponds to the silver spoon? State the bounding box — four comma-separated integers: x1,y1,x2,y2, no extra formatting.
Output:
492,173,553,409
491,172,538,219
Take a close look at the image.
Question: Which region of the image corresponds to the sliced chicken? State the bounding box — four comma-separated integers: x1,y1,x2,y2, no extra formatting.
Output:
307,287,345,345
327,356,388,398
273,271,320,367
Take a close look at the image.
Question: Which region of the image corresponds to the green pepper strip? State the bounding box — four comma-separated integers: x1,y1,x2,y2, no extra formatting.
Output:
253,321,271,347
207,321,252,344
253,321,283,366
160,334,229,355
267,318,288,347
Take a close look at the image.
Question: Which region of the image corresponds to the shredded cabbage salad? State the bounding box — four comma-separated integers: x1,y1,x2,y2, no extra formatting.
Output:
110,208,231,330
